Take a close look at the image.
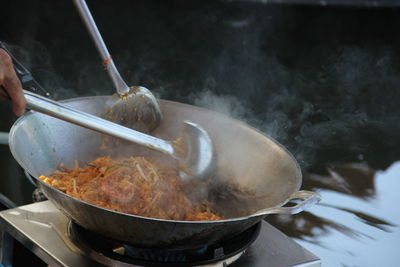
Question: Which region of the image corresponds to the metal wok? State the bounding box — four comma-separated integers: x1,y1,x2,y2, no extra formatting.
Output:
9,96,319,248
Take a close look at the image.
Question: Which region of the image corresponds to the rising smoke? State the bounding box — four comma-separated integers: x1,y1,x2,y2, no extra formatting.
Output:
189,43,400,171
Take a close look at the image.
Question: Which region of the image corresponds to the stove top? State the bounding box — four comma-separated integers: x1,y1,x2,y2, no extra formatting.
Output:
0,201,320,267
68,219,261,266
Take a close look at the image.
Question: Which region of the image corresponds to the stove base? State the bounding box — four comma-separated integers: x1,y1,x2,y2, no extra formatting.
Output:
0,201,320,267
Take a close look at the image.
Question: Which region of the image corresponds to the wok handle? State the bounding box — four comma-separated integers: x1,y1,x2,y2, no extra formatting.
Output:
253,190,320,217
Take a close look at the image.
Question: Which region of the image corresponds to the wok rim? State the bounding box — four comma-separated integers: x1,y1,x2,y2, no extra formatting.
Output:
9,95,302,224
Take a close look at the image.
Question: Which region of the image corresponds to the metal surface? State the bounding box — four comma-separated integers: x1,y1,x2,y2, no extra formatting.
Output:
72,0,161,133
8,96,319,247
0,201,321,267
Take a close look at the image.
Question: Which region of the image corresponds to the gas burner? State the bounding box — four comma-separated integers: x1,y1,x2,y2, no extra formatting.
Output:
68,221,261,266
0,201,320,266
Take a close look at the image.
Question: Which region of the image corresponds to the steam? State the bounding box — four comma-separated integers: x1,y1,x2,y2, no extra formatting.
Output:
192,90,249,120
187,44,398,170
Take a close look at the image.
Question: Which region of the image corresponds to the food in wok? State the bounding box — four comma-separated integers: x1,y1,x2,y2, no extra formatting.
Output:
39,156,224,221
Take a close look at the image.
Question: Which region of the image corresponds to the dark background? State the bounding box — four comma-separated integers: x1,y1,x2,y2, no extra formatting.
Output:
1,1,400,266
1,0,400,206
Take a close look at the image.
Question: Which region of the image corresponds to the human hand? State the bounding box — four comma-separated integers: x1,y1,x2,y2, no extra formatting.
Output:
0,48,26,116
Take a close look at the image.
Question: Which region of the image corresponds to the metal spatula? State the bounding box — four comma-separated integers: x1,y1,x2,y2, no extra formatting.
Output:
72,0,162,134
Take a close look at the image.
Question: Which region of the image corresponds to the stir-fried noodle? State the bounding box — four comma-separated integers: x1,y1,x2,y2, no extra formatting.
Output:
40,156,224,221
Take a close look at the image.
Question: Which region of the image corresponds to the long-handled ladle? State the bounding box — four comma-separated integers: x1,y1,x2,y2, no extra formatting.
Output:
72,0,162,134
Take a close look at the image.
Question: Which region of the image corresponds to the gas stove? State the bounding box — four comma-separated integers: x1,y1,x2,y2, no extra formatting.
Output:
0,201,320,266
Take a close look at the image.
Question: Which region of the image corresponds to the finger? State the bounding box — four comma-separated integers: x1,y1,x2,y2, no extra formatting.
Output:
0,48,10,82
3,76,26,116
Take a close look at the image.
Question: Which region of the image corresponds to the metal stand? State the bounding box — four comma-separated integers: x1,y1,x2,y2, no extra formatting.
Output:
0,201,320,267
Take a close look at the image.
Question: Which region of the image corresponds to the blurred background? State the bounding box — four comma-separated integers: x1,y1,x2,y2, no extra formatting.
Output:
1,0,400,266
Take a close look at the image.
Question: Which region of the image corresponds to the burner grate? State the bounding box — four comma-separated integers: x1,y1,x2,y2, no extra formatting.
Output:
68,221,261,266
123,245,208,263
